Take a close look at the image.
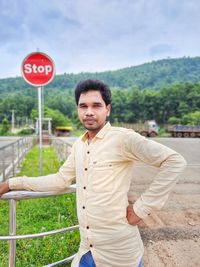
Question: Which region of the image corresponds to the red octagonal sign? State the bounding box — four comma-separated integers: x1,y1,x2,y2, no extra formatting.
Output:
21,52,55,86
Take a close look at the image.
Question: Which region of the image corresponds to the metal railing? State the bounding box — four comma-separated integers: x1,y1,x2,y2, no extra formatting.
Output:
0,136,36,182
0,185,78,267
51,138,72,162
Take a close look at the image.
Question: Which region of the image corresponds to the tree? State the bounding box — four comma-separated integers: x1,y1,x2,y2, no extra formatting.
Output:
31,107,72,130
1,118,10,135
182,111,200,125
168,116,181,125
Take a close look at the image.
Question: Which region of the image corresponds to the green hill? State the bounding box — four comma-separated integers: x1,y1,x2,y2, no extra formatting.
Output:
1,57,200,97
1,56,200,126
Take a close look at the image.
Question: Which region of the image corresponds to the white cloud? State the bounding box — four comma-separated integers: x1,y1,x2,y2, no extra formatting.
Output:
0,0,200,78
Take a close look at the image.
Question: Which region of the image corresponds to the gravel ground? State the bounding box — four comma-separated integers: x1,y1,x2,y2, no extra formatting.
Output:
128,138,200,267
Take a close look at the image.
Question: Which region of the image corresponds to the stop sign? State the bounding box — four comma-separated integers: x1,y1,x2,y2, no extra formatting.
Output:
21,52,55,86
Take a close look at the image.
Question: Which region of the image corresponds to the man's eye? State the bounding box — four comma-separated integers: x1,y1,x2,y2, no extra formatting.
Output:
93,104,102,108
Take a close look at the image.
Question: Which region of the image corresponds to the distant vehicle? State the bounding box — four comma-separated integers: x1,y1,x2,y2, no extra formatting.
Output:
168,125,200,138
118,120,159,137
55,126,73,137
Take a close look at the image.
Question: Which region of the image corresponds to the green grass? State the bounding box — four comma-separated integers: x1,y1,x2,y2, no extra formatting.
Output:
0,146,79,267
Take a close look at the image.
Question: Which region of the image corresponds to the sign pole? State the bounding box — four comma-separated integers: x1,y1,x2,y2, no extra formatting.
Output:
21,51,55,175
38,86,43,175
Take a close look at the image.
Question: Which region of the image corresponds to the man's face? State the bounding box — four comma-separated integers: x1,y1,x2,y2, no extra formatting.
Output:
77,90,110,133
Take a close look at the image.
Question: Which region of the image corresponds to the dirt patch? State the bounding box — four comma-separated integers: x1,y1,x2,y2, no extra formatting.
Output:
143,238,200,267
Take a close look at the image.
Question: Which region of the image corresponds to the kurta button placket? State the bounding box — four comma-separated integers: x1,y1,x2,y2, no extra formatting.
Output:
83,145,89,237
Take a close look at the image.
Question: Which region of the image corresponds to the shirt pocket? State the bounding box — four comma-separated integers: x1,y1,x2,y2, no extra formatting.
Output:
92,162,114,193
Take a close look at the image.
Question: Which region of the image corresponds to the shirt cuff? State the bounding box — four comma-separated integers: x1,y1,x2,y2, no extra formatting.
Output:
8,177,26,190
133,198,151,219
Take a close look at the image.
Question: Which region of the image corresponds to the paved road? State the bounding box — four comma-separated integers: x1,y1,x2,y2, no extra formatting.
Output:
154,137,200,166
0,137,21,149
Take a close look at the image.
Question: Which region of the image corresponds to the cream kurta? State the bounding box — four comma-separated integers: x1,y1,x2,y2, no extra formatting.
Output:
9,123,186,267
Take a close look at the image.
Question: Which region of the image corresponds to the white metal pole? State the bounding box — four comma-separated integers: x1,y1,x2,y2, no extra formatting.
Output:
38,86,43,175
9,199,16,267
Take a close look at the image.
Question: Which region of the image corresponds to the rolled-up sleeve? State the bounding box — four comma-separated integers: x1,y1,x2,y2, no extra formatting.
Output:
122,131,187,219
9,145,76,192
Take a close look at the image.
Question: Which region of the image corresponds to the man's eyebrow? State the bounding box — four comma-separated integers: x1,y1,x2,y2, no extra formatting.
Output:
78,102,87,105
93,102,103,105
78,102,88,107
78,102,103,106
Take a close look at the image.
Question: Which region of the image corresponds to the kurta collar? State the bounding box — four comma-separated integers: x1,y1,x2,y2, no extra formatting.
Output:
81,122,111,142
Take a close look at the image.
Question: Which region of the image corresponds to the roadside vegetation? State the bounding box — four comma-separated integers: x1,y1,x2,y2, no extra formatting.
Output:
1,82,200,138
0,147,79,267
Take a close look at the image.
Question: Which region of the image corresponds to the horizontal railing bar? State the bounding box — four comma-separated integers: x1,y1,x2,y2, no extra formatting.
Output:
0,184,76,201
0,136,34,151
0,225,79,241
43,254,76,267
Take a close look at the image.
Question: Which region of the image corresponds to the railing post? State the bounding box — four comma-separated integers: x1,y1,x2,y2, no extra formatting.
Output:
12,144,15,177
9,199,17,267
0,137,36,182
22,138,25,160
17,140,20,169
2,148,6,181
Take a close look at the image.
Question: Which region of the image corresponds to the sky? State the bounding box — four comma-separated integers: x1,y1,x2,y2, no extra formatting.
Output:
0,0,200,79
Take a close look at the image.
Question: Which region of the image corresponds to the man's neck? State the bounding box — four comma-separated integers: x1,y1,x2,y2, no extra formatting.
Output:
87,130,98,144
87,122,107,143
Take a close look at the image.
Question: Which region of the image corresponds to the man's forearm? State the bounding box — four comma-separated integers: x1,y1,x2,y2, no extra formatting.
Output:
8,154,76,192
133,153,187,219
8,172,74,192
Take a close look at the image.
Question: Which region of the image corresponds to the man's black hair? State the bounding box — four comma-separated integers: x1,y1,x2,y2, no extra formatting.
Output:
75,79,111,106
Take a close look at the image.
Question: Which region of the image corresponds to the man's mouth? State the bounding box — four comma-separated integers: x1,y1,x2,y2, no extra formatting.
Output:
83,119,96,123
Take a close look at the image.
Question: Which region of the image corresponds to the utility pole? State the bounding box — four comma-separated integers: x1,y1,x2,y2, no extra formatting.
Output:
11,110,15,132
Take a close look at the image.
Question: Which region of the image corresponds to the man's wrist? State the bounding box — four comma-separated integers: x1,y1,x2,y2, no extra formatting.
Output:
133,200,151,219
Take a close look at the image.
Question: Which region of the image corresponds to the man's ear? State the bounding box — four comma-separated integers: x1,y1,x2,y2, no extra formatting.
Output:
106,104,111,117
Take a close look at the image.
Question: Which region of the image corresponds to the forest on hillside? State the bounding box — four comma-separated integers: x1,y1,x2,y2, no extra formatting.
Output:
1,57,200,97
0,57,200,132
0,82,200,130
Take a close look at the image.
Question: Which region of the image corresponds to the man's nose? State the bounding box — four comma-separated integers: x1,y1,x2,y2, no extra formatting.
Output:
85,107,94,116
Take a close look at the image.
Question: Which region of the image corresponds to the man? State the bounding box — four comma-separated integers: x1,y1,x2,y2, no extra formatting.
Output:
0,79,186,267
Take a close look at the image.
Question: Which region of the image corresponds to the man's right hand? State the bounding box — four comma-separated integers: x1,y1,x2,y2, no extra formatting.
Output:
0,181,10,197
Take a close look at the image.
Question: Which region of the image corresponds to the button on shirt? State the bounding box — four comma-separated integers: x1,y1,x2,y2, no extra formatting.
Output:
9,122,186,267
